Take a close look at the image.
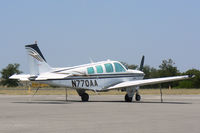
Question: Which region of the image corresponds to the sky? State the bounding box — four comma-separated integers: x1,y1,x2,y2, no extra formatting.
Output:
0,0,199,73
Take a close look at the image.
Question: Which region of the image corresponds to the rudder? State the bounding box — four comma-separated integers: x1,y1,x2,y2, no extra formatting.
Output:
25,43,52,75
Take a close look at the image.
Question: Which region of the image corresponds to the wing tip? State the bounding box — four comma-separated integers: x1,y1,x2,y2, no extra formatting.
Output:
188,74,195,78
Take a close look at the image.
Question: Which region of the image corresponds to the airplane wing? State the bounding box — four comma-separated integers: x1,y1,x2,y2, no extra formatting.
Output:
107,75,192,90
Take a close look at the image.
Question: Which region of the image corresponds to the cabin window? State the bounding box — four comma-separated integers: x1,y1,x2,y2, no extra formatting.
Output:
96,65,103,73
104,63,113,73
87,67,94,74
114,63,126,72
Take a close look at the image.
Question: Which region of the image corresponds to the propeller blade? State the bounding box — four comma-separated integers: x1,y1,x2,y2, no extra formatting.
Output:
139,56,145,71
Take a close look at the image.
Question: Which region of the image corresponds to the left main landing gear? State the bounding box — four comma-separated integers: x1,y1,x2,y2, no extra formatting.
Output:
135,89,141,101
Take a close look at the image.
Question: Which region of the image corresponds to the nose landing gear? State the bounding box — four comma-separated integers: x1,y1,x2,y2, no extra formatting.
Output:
81,93,89,102
125,94,133,102
77,90,89,102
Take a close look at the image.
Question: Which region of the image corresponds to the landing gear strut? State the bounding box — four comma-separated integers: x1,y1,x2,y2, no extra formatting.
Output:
125,94,132,102
81,93,89,102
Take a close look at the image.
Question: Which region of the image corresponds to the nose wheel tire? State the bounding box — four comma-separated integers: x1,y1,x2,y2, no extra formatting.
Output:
125,94,132,102
135,94,141,101
81,93,89,102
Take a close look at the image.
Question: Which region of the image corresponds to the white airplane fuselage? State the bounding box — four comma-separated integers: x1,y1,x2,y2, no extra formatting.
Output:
38,60,144,92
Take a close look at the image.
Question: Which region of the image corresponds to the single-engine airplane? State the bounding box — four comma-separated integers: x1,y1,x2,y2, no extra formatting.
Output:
10,43,192,102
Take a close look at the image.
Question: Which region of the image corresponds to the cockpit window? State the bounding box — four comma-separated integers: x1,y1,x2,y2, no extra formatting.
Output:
120,62,128,70
96,65,103,73
114,63,126,72
87,67,94,74
104,63,114,73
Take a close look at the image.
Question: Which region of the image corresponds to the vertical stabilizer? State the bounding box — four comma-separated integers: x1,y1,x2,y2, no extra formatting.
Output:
25,43,52,75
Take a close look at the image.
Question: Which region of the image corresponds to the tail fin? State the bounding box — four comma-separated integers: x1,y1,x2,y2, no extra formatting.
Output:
25,43,52,75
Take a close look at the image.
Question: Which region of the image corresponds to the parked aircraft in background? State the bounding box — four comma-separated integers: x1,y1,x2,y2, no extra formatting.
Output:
10,43,191,102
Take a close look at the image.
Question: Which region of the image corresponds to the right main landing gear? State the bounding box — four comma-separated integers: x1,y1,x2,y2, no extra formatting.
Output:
135,94,141,101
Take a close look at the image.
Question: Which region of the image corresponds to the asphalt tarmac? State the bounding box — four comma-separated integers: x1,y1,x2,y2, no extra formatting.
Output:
0,95,200,133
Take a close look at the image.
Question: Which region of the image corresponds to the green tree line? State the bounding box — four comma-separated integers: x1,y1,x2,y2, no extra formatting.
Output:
123,59,200,88
0,59,200,88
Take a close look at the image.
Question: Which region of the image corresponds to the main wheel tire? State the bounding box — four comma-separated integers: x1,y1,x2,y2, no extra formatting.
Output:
135,94,141,101
81,93,89,102
125,94,132,102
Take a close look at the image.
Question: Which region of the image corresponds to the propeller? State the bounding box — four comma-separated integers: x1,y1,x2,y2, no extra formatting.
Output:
133,56,145,102
139,55,145,71
138,55,163,103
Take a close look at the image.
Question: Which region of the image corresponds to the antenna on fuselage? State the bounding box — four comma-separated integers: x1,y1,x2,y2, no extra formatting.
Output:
89,57,94,63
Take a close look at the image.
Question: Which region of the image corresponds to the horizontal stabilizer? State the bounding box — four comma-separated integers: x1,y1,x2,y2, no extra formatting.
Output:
9,73,73,81
35,73,72,80
9,74,32,81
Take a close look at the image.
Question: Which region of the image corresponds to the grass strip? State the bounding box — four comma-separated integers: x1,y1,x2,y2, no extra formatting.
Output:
0,87,200,95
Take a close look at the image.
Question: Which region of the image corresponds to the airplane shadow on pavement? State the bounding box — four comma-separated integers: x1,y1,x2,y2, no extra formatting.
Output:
13,99,192,105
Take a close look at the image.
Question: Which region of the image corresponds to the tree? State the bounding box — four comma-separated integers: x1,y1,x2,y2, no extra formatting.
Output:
179,69,200,88
142,65,160,88
158,59,180,88
143,65,159,79
158,59,179,77
0,64,22,87
121,62,138,70
128,64,138,70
